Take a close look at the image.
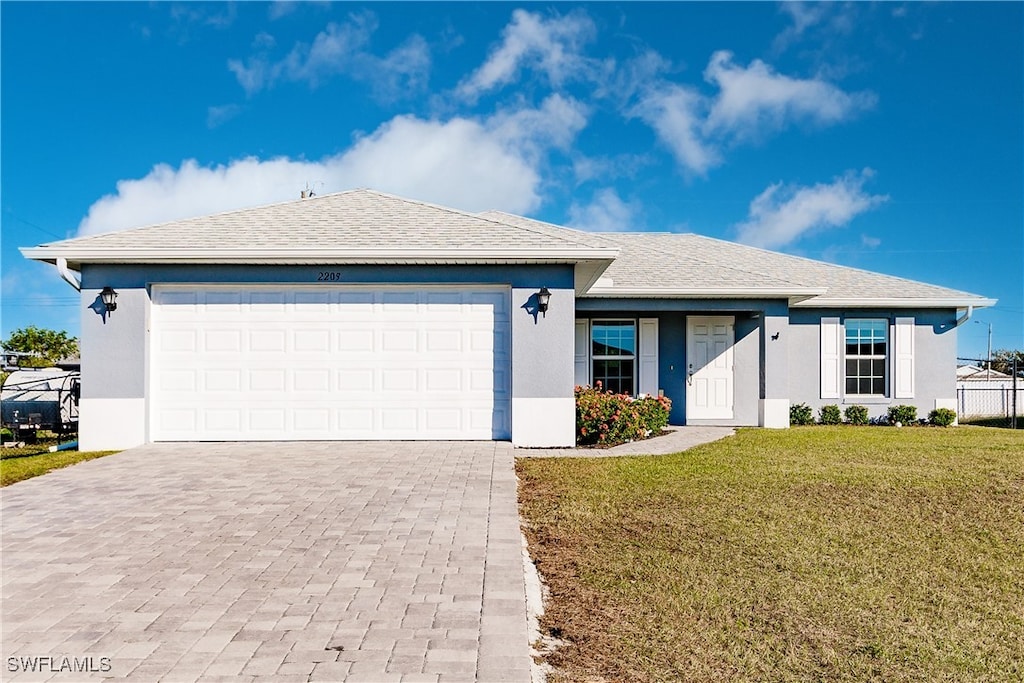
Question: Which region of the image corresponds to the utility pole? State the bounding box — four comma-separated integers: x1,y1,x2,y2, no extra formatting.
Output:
987,322,992,380
975,319,992,379
1013,356,1018,430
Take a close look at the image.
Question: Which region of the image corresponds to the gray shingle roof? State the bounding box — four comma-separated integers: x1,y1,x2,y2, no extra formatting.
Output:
38,189,605,252
480,210,991,304
24,190,993,306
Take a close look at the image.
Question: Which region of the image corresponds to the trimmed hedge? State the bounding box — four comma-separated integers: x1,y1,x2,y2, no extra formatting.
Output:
888,404,918,426
818,404,842,425
576,384,672,446
929,408,957,427
790,403,814,426
844,405,869,425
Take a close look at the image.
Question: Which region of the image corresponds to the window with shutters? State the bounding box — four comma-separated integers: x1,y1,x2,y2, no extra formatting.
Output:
591,320,636,395
844,319,887,397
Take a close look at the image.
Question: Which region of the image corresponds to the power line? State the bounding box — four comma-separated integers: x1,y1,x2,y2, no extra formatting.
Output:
2,211,71,241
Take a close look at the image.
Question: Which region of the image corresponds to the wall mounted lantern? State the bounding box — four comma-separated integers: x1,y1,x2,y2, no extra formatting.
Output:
536,287,551,317
100,286,118,313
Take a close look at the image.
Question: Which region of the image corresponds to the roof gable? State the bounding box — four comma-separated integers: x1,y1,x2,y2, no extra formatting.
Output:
36,189,604,253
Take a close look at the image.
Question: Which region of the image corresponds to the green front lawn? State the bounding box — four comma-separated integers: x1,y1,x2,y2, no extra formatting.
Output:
517,426,1024,682
1,445,119,486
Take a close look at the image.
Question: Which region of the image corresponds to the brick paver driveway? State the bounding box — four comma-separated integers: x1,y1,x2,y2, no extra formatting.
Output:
1,442,532,682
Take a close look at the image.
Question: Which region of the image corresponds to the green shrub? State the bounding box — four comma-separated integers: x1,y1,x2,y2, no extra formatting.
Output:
789,403,814,426
0,428,12,443
929,407,957,427
844,405,869,425
818,404,842,425
575,385,672,446
887,404,918,425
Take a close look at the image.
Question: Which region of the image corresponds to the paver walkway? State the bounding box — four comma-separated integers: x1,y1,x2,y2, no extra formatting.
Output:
1,442,531,682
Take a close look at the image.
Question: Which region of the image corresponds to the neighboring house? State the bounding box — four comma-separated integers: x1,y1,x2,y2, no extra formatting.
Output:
22,189,995,451
956,365,1021,419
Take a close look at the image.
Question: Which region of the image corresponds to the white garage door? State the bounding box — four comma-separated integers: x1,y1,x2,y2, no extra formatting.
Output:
150,286,510,441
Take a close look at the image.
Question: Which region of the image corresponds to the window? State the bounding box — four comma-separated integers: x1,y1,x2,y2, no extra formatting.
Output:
845,319,887,396
591,320,635,394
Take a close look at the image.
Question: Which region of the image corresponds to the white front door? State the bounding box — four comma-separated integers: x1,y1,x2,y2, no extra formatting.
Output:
150,285,510,441
686,316,734,420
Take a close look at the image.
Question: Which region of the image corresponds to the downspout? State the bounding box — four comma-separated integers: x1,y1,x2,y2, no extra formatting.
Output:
56,258,81,292
954,305,973,327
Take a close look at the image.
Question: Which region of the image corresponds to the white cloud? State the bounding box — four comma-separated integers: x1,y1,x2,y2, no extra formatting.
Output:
369,34,431,100
773,2,828,51
457,9,597,100
632,84,718,176
77,97,588,236
568,188,641,232
734,169,889,249
773,2,858,53
206,104,242,128
268,1,297,21
626,51,874,175
228,14,430,99
571,153,648,185
703,51,876,140
487,93,588,158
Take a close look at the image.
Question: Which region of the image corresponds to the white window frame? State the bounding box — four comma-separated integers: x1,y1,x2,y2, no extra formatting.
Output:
575,318,660,396
843,318,889,399
590,318,637,395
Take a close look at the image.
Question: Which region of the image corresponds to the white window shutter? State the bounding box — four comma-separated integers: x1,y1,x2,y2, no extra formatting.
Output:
574,319,589,387
894,317,915,398
638,318,659,396
820,317,841,399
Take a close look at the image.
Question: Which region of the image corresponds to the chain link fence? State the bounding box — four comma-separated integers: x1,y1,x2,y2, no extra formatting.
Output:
957,357,1022,428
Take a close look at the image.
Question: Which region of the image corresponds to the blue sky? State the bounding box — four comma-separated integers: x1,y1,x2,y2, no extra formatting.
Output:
2,2,1021,359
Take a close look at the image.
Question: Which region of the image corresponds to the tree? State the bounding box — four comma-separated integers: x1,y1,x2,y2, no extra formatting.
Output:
990,349,1024,376
2,326,79,368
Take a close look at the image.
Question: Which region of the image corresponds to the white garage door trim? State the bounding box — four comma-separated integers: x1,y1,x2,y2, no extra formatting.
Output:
149,284,511,441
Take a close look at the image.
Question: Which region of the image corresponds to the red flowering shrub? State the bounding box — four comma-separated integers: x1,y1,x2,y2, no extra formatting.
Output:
575,383,672,446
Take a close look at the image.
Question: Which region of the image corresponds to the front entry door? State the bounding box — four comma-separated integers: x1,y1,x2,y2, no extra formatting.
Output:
686,316,734,420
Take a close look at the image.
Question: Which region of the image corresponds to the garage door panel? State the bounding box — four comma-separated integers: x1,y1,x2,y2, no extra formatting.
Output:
151,286,510,441
250,330,286,352
293,370,330,392
203,330,242,352
338,330,374,352
338,369,374,392
205,370,241,392
381,330,418,352
248,409,286,431
381,408,417,431
425,330,462,352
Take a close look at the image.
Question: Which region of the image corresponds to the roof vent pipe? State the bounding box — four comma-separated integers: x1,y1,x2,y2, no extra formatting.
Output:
56,257,81,292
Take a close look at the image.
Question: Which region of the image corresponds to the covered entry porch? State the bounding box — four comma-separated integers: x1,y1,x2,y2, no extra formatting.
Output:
573,299,791,428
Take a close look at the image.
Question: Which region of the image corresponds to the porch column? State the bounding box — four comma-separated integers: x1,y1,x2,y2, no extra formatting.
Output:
759,304,790,428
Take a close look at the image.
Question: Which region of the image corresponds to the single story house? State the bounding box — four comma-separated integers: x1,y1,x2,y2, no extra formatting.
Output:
22,189,995,450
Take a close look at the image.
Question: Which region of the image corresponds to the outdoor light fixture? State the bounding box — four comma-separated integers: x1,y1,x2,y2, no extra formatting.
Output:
100,286,118,313
536,287,551,317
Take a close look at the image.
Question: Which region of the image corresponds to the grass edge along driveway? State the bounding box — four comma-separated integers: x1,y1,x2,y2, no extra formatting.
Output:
1,447,120,486
517,426,1024,683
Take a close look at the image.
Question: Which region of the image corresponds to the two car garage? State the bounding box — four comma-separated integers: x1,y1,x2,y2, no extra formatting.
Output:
149,285,511,441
